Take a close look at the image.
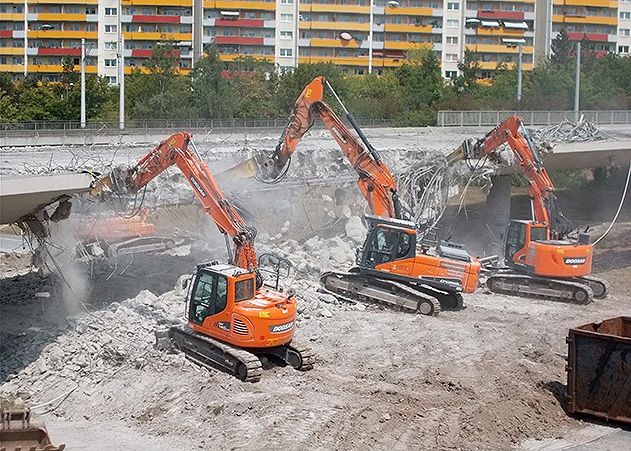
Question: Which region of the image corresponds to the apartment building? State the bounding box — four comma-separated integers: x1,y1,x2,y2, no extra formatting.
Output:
0,0,630,84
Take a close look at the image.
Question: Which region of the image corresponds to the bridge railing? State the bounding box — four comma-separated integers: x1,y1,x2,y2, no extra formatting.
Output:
437,110,631,127
0,118,397,138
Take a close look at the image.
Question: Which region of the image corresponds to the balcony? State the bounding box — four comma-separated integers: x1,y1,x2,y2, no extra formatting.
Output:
218,53,274,62
384,41,431,50
552,0,617,7
27,30,98,39
211,1,275,11
552,14,618,26
215,19,265,27
124,31,191,41
215,36,265,45
310,38,360,48
384,24,433,33
477,10,525,21
300,21,370,32
0,47,24,55
38,47,82,56
132,15,181,24
299,4,370,14
567,32,609,42
37,13,87,21
466,44,534,54
476,61,534,70
384,7,433,16
122,0,192,6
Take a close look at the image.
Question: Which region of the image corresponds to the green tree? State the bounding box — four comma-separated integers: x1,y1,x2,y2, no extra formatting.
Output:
344,72,405,119
453,49,480,94
551,28,573,65
190,44,233,118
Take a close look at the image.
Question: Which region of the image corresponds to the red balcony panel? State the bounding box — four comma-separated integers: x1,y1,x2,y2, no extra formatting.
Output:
478,10,525,21
0,30,13,38
568,32,608,42
38,47,82,56
131,49,181,57
215,19,264,28
215,36,264,45
132,15,180,23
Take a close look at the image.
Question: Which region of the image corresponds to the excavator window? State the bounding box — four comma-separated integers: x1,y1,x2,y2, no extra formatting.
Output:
505,221,527,261
530,226,548,242
235,278,255,302
189,271,228,324
363,227,412,267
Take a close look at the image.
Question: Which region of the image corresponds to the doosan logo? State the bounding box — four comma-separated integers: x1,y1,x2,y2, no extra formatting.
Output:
564,257,586,265
269,321,294,334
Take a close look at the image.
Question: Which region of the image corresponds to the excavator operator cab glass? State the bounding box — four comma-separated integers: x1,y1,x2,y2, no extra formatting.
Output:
505,221,527,261
189,270,228,325
529,225,548,243
362,226,415,268
235,278,255,302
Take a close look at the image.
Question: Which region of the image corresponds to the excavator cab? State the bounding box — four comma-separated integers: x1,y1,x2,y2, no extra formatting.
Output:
358,216,416,270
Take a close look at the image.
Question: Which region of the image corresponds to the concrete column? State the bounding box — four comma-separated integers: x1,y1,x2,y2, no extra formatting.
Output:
192,0,203,66
485,175,512,255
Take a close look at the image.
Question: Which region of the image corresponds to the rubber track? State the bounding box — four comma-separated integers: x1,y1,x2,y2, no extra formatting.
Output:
286,339,316,371
169,326,263,383
320,271,441,316
575,275,609,299
486,272,594,304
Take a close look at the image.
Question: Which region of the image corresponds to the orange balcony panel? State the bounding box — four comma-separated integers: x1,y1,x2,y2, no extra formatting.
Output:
0,47,24,55
28,30,98,39
122,0,192,6
218,53,273,62
476,27,526,37
30,0,98,4
552,15,618,26
385,7,433,16
298,55,369,66
476,61,534,70
38,13,87,21
466,44,534,53
310,38,360,48
25,64,98,73
124,32,191,41
300,21,370,32
384,24,433,33
212,1,275,11
299,4,370,14
553,0,617,8
384,41,431,50
3,13,25,21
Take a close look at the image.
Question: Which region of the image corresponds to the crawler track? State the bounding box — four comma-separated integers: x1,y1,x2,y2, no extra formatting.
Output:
486,272,594,304
320,271,443,316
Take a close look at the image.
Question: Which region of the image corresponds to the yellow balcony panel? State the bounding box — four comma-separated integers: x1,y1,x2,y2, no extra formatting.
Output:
123,0,192,6
300,21,370,32
477,61,534,70
3,13,25,20
466,44,534,54
30,0,98,4
0,47,25,55
384,24,433,33
124,32,191,41
28,30,98,39
382,57,405,67
299,4,370,14
38,13,87,21
384,41,431,50
299,55,369,66
476,28,525,37
553,0,617,8
385,7,433,16
26,64,97,73
212,1,275,11
552,15,618,26
311,38,360,48
218,53,273,62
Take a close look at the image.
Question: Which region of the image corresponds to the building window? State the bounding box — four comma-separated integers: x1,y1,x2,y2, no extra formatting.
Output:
446,19,459,28
446,36,458,44
105,41,117,50
106,76,117,85
445,53,458,61
105,58,117,67
280,30,292,40
619,45,630,53
105,25,117,33
620,28,630,37
447,2,459,10
620,11,631,20
280,48,293,57
281,0,293,3
281,13,293,22
105,7,117,16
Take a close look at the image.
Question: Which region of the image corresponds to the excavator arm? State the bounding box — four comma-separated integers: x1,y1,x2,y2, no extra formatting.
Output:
259,76,404,219
95,132,258,271
455,115,573,239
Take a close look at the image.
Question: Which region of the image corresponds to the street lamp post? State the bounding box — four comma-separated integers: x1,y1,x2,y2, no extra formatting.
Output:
368,0,374,74
23,0,28,76
81,38,86,128
516,44,522,102
574,41,581,121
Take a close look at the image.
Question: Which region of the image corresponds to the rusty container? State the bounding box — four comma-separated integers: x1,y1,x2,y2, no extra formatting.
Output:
566,316,631,425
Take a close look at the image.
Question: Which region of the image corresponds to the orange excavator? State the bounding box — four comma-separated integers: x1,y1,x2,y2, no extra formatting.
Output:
252,76,481,315
92,132,314,382
451,115,608,304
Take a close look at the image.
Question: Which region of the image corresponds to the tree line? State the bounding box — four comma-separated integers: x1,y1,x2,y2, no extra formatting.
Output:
1,33,630,126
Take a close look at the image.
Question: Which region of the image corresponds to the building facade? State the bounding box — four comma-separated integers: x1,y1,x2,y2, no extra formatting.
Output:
0,0,630,83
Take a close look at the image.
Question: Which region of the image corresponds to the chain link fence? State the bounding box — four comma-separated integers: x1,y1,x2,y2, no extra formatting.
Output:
437,110,631,127
0,118,397,138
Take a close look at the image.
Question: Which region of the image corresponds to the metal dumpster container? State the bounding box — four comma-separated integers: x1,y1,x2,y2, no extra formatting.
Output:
566,316,631,425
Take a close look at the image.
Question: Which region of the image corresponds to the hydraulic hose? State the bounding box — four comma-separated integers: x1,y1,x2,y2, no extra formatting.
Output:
593,162,631,246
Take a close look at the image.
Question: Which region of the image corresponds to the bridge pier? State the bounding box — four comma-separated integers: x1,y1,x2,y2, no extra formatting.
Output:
485,175,512,256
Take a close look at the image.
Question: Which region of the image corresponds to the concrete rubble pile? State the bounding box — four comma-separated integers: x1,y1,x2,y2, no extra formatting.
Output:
529,118,608,147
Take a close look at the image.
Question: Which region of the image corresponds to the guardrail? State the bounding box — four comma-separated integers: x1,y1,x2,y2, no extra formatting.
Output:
0,118,397,138
437,110,631,127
